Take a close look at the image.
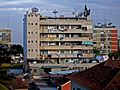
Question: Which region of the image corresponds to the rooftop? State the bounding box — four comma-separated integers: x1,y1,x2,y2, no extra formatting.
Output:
67,60,120,90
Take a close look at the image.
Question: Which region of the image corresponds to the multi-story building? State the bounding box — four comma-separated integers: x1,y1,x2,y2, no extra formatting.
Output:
118,36,120,51
93,24,118,55
23,5,93,64
0,29,11,44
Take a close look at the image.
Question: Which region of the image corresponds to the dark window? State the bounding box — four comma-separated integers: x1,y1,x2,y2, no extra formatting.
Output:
65,34,69,37
73,87,75,90
31,23,33,25
101,34,105,37
28,41,30,43
34,69,37,73
108,46,111,48
108,38,111,40
93,42,96,44
93,30,97,33
101,38,106,41
77,88,81,90
35,23,37,25
28,49,30,52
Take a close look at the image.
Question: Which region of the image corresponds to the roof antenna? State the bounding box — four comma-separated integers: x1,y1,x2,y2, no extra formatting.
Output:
72,9,76,17
53,10,58,17
83,0,91,19
104,8,107,26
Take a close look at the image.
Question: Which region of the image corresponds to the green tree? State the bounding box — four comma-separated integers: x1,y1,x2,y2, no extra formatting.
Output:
93,48,100,56
108,51,120,60
10,44,23,56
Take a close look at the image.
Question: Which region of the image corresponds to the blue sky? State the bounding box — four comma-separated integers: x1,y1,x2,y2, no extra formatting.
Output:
0,0,120,45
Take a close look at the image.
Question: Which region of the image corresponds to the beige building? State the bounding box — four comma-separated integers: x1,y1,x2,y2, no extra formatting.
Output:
93,24,118,55
0,29,11,44
23,6,93,64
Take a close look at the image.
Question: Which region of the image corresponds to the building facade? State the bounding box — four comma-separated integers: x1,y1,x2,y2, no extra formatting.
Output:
23,6,93,64
0,29,11,44
118,36,120,51
93,25,118,55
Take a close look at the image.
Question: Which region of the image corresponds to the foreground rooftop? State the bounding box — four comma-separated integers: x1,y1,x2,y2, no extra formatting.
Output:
67,60,120,90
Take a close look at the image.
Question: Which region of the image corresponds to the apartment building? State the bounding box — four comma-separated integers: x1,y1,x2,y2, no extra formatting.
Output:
0,29,11,44
23,5,93,64
118,36,120,51
93,24,118,55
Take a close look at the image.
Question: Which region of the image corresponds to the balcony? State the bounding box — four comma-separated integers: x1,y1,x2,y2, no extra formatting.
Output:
40,29,93,34
40,37,93,42
40,45,93,50
41,53,93,58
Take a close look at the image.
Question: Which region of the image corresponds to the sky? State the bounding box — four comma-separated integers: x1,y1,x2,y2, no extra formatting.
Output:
0,0,120,45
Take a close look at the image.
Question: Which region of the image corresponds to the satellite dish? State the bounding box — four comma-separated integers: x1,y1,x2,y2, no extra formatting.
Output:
53,10,58,14
32,7,39,12
108,23,112,25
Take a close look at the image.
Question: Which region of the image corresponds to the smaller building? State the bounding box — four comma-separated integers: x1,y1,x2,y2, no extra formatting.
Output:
65,60,120,90
0,29,11,44
93,24,118,55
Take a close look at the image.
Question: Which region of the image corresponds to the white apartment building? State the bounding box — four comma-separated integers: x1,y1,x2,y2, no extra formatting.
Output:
23,5,93,64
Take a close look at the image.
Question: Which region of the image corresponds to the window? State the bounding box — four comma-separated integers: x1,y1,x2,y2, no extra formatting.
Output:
28,41,30,43
77,88,81,90
28,49,30,52
31,49,33,52
73,87,75,90
31,23,33,25
65,34,69,37
36,41,37,43
28,32,30,34
31,41,33,43
28,23,30,25
73,34,80,37
35,23,37,25
108,46,111,49
108,38,111,40
93,30,97,33
82,27,87,31
34,69,37,73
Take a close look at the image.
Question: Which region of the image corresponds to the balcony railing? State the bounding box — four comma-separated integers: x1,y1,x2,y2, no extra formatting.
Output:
40,29,93,33
40,45,93,50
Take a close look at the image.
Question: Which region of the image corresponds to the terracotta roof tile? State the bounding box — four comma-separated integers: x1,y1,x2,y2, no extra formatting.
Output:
67,61,120,90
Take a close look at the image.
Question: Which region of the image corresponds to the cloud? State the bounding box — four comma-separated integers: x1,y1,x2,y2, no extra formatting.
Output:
0,0,36,6
0,8,29,11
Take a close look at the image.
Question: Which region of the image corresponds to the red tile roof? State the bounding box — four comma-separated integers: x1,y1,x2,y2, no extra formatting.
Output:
12,78,28,89
67,61,120,90
104,60,120,68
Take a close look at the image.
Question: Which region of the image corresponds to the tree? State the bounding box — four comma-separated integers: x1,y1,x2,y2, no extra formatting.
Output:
10,44,23,56
108,51,120,60
93,47,100,56
108,52,114,60
0,44,11,67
